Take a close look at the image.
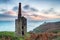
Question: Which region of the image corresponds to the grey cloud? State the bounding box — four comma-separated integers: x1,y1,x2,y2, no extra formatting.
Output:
0,9,7,12
43,11,49,14
13,6,18,11
31,14,38,17
23,5,30,10
30,8,38,12
57,14,60,16
0,14,16,18
0,12,17,21
23,5,38,12
43,8,57,14
48,8,54,12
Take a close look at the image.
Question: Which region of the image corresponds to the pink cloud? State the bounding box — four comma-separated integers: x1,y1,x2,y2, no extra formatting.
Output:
22,11,60,21
4,10,17,16
22,11,48,20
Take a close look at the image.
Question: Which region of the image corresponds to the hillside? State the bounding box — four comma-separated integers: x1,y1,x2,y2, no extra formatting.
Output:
33,21,60,33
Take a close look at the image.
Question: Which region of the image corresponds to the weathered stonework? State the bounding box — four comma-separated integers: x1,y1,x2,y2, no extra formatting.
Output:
15,3,27,37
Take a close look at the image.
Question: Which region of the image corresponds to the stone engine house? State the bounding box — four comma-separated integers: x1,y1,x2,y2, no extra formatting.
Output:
15,3,27,37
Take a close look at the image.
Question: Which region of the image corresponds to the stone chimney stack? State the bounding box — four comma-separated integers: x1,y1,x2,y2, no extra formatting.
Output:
18,3,21,19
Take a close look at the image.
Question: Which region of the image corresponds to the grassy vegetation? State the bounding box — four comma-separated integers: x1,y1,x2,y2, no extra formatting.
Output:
0,31,15,37
53,37,60,40
0,31,25,40
0,31,60,40
52,30,60,33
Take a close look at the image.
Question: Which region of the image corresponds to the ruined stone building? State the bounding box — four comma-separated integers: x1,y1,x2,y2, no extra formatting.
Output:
15,3,27,37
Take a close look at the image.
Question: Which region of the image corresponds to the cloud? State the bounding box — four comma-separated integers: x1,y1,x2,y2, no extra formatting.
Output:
0,4,60,21
48,8,54,12
56,13,60,16
23,5,30,10
13,6,18,11
0,9,7,14
0,10,17,21
29,15,47,21
0,14,16,21
30,7,38,12
22,11,48,21
0,14,11,17
0,9,6,12
23,5,38,12
22,10,60,21
23,6,60,21
4,10,17,16
42,8,59,16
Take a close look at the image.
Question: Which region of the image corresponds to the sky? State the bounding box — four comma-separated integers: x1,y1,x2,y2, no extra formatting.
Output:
0,0,60,32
